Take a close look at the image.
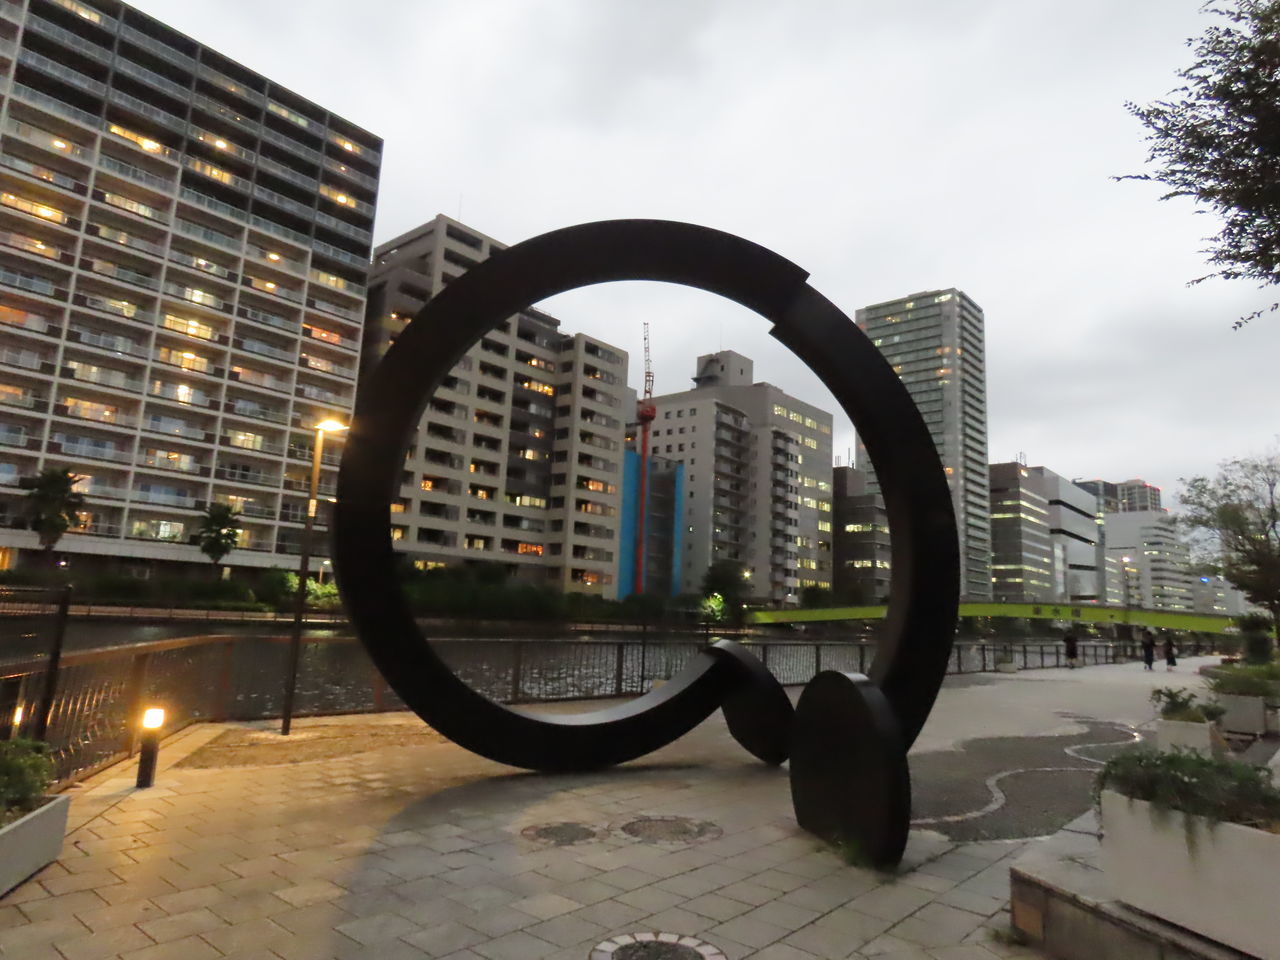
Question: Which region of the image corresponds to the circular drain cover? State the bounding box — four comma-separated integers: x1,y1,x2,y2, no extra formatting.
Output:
616,816,722,845
591,932,726,960
521,822,600,846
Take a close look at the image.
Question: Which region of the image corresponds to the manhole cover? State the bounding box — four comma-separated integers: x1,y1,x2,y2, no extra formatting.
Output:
521,822,600,846
614,816,722,846
590,932,726,960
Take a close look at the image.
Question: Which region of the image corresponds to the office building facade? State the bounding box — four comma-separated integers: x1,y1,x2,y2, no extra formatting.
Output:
988,462,1053,602
647,350,833,605
0,0,380,573
1075,477,1163,514
1028,465,1105,603
617,447,683,598
832,465,890,603
1103,510,1194,612
363,215,630,597
855,289,991,599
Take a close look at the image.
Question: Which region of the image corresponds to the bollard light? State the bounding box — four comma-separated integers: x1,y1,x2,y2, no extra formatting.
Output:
12,705,22,726
136,707,164,789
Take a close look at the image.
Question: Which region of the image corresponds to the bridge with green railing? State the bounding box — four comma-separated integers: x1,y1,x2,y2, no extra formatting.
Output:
751,601,1236,633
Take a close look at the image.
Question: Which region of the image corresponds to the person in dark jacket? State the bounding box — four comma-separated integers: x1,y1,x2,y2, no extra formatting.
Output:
1163,634,1177,671
1063,628,1079,668
1141,630,1156,671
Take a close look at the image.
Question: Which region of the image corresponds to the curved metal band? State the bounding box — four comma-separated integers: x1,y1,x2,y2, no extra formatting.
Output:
334,219,958,769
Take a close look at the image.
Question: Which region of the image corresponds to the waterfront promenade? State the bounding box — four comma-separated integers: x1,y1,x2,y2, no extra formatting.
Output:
0,658,1216,959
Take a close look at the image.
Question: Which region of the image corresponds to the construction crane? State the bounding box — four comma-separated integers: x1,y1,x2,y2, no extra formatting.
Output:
635,322,656,594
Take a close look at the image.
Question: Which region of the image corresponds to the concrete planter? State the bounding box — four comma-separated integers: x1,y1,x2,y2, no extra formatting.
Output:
0,795,70,897
1218,693,1267,736
996,661,1019,673
1101,790,1280,959
1154,719,1225,758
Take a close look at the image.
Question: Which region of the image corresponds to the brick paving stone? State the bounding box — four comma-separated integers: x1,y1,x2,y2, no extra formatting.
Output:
916,853,993,883
613,884,686,913
640,905,719,935
17,888,107,922
523,912,608,948
683,891,755,921
472,929,559,960
275,878,345,907
138,906,227,943
333,909,421,944
203,916,297,954
53,923,155,959
859,932,935,957
935,887,1007,918
708,912,791,948
781,908,894,957
565,898,648,930
119,933,224,960
849,883,936,923
718,879,782,906
929,945,1005,959
0,916,89,952
403,919,489,956
752,944,825,960
271,901,355,934
510,891,583,920
552,876,624,905
887,903,987,949
741,898,822,930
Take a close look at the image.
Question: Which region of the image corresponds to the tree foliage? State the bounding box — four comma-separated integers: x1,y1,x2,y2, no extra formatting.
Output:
194,503,241,567
700,559,749,625
1123,0,1280,327
1179,450,1280,641
19,468,84,559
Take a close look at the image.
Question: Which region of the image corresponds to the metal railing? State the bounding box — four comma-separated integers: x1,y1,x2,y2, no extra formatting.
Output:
2,630,1169,788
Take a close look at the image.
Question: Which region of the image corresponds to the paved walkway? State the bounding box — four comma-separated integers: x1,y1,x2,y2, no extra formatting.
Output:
0,658,1219,960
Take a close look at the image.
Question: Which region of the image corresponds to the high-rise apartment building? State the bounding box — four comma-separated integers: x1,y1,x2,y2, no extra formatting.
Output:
1075,478,1163,514
363,215,630,597
988,462,1052,602
0,0,380,573
855,289,991,599
647,350,833,604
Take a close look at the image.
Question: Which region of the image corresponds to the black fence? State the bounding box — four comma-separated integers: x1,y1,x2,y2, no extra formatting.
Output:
0,631,1170,786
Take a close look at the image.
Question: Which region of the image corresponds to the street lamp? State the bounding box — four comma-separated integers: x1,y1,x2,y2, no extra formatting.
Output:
281,418,346,735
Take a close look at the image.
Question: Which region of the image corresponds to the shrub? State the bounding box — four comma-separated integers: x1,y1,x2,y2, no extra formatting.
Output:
1097,748,1280,829
0,739,54,823
1150,687,1224,723
1205,666,1279,698
1244,630,1274,666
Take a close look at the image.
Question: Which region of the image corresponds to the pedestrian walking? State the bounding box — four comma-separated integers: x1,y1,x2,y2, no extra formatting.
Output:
1141,629,1156,671
1163,634,1177,672
1063,627,1079,669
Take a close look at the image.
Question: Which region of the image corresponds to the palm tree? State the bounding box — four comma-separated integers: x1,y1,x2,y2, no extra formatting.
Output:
195,503,241,572
19,468,85,565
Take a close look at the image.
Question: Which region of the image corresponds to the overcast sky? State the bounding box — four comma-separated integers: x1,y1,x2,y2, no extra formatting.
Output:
134,0,1280,506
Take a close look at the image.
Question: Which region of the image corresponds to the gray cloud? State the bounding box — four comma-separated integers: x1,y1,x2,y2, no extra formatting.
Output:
133,0,1280,510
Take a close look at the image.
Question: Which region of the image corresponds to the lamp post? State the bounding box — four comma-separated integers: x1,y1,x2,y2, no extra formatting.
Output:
281,419,346,735
136,707,164,788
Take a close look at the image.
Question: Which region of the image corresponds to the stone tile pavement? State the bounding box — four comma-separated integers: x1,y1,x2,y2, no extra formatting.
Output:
0,701,1049,960
10,652,1206,960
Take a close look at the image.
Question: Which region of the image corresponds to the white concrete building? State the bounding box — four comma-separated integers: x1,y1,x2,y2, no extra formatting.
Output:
1103,510,1194,612
0,0,380,575
647,351,833,604
363,215,629,597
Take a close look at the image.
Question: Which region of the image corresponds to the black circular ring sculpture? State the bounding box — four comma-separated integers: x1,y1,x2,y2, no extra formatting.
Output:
334,219,959,862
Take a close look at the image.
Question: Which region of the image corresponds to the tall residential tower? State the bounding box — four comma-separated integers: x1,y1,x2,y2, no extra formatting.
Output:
0,0,381,574
363,215,630,597
855,289,991,599
647,350,833,605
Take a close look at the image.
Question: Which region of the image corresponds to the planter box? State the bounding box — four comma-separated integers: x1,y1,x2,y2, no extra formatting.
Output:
0,795,70,898
996,661,1019,674
1154,719,1226,758
1101,790,1280,959
1218,693,1267,736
